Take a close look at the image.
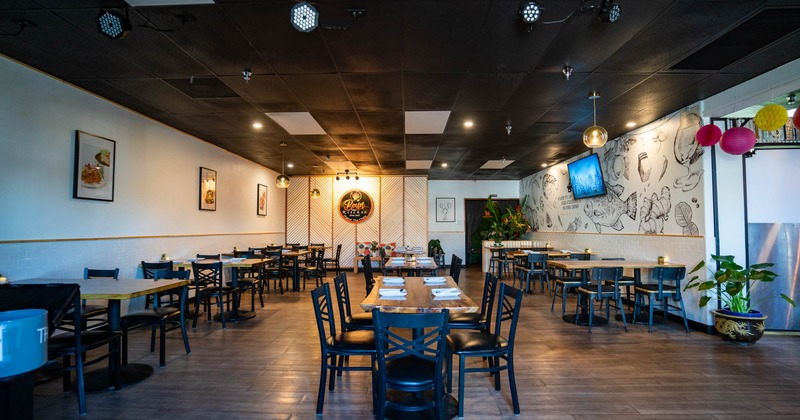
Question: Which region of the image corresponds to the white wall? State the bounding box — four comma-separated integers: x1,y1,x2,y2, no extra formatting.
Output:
428,180,519,262
0,55,286,283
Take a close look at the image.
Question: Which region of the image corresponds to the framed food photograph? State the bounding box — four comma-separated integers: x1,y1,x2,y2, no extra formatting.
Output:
73,130,116,202
199,167,216,211
436,197,456,222
257,183,268,216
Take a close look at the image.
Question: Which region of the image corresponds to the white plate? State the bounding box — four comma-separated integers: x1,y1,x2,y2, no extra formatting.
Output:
382,277,405,284
379,288,407,297
431,288,460,297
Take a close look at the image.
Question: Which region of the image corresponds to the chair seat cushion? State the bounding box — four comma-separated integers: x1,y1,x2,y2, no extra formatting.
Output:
448,312,483,325
635,284,677,293
122,307,180,323
197,286,236,297
347,312,373,326
328,330,375,352
49,330,121,353
381,356,435,387
555,277,582,285
447,331,507,354
577,284,618,295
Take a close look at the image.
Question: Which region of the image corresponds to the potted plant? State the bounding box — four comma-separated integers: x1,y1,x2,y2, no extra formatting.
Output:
428,239,444,266
685,254,796,344
479,196,532,246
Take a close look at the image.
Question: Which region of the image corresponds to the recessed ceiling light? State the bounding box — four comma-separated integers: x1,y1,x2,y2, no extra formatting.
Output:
626,121,636,128
464,120,474,128
441,162,448,168
541,163,548,168
287,163,294,168
252,122,263,129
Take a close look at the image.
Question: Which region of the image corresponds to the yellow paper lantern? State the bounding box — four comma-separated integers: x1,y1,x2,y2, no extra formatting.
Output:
754,104,788,131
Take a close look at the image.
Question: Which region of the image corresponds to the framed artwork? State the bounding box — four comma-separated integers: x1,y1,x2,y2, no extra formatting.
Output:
199,167,216,211
436,197,455,222
257,183,268,216
73,130,116,202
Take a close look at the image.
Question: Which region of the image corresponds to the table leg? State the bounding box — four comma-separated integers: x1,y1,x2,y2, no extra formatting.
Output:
83,301,153,391
293,257,301,292
213,266,255,322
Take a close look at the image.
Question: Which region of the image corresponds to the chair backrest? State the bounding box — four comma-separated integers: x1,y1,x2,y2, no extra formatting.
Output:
249,247,267,255
142,261,173,279
332,273,353,331
264,249,282,267
196,254,221,260
480,273,499,330
490,283,524,351
310,243,325,247
84,268,119,279
651,266,687,297
192,261,223,287
449,255,463,283
334,243,342,259
602,257,625,261
363,255,375,296
0,284,81,337
285,243,300,248
154,269,190,280
311,283,338,351
588,266,624,294
527,252,548,271
235,250,257,258
372,309,449,377
570,252,591,261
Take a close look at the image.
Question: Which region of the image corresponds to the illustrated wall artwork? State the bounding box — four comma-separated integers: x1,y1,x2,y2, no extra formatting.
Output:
436,197,455,222
73,130,115,202
521,106,704,236
257,184,267,216
199,167,216,211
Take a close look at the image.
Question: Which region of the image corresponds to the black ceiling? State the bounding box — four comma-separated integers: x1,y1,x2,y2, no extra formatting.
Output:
1,0,799,180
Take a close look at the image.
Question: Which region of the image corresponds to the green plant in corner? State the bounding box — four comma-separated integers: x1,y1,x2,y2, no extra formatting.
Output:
684,254,795,313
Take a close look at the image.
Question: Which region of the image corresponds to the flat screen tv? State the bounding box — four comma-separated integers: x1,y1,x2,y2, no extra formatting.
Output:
567,154,606,199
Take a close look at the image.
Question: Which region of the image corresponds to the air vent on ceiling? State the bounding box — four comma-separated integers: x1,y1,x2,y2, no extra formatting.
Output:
671,8,800,71
165,77,238,99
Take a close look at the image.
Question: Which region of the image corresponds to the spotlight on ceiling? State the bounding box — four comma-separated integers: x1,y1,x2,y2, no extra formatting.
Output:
788,93,796,106
562,65,573,80
598,0,621,23
96,10,131,39
291,2,319,33
520,1,541,32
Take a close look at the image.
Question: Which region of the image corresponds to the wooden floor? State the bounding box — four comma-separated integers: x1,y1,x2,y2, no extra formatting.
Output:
33,266,800,419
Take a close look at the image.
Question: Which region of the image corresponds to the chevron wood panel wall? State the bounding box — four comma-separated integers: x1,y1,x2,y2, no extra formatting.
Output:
355,177,380,244
404,177,428,249
285,177,309,244
381,176,404,246
284,176,427,267
333,178,357,269
309,177,333,254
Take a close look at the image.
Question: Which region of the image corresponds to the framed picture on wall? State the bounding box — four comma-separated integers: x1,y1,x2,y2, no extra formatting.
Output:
257,183,267,216
199,167,216,211
73,130,116,202
436,197,455,222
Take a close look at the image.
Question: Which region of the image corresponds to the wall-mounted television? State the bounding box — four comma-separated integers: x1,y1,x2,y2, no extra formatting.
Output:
567,154,606,199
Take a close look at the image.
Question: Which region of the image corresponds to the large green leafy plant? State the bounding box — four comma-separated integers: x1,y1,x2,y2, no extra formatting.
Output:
685,254,795,313
480,196,532,244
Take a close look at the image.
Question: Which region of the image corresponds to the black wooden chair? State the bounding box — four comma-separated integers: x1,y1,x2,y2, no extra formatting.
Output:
311,283,375,415
515,252,549,294
371,309,450,419
196,253,221,260
448,254,463,284
60,268,119,332
262,249,286,294
323,244,342,276
550,252,591,315
141,261,173,309
446,283,524,418
449,272,498,333
229,250,264,311
191,261,239,329
302,248,325,290
633,267,689,332
121,270,191,367
575,266,627,333
332,272,373,331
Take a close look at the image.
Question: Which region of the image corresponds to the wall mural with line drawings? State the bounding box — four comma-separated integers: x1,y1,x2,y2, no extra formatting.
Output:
520,106,704,236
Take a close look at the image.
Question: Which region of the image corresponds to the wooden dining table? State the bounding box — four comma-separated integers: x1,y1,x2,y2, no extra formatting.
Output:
361,276,477,314
546,259,686,325
384,257,439,276
15,277,189,390
172,257,272,320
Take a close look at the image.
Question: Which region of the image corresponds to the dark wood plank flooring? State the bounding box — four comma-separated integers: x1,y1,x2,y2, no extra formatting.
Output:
32,266,800,419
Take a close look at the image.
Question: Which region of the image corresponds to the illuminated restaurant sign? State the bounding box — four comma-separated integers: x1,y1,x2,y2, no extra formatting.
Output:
339,189,373,223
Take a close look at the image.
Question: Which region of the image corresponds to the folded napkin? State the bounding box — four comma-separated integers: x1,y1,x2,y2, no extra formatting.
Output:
390,257,405,261
379,288,407,297
431,288,460,297
226,257,246,262
382,277,405,285
424,277,446,284
561,249,572,253
187,257,204,262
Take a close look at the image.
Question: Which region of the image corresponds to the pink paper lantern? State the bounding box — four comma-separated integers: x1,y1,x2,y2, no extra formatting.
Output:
793,110,800,130
695,124,722,146
719,127,756,155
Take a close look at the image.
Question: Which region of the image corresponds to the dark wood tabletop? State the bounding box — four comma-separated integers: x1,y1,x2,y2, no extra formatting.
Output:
360,276,478,314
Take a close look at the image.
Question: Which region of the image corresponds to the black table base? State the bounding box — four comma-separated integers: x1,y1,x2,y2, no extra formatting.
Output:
213,310,256,322
83,364,153,391
383,391,458,419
